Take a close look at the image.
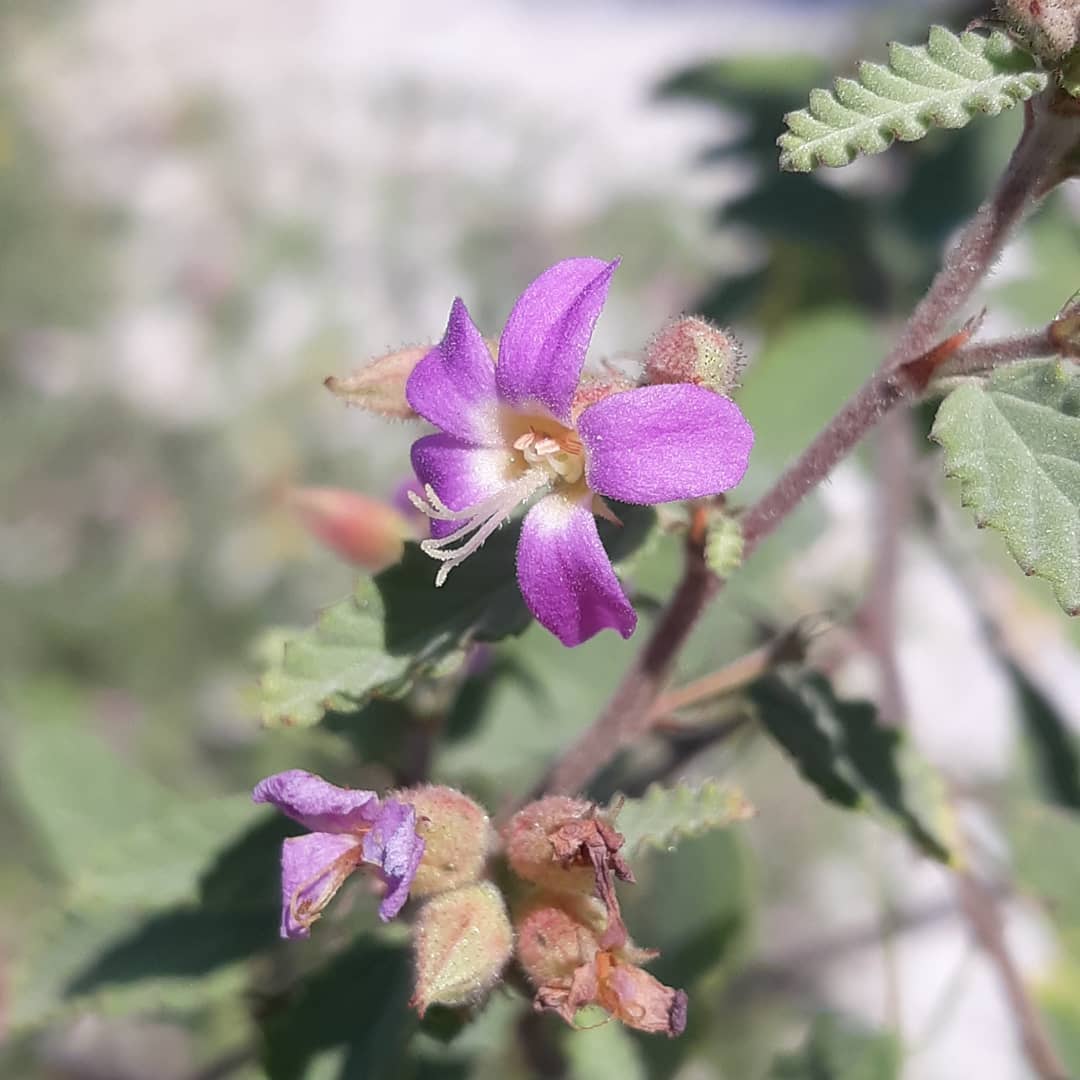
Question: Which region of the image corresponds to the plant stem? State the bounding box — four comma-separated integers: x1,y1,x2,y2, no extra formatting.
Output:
543,88,1078,798
955,870,1070,1080
858,412,915,729
545,523,716,796
881,90,1079,372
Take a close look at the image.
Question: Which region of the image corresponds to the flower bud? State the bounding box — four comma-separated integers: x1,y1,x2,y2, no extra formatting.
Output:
504,796,598,895
411,882,513,1015
514,892,608,989
392,785,493,897
704,510,745,578
514,892,687,1037
324,345,429,420
644,316,746,396
997,1,1080,62
286,486,412,572
570,374,634,419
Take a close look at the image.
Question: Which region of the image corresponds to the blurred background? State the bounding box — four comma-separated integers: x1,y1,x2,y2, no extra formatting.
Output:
2,1,1080,1078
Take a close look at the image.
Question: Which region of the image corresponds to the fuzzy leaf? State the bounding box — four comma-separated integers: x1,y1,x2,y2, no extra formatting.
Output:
932,360,1080,616
750,673,954,862
611,781,754,858
778,27,1046,172
260,505,655,728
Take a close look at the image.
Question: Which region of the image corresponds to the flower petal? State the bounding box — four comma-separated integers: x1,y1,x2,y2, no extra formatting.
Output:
496,258,618,423
279,832,362,939
362,799,425,921
579,384,753,504
516,494,636,647
410,433,517,540
406,298,502,445
252,770,380,833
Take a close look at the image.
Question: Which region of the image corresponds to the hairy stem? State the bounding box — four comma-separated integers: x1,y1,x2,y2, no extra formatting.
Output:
881,90,1079,371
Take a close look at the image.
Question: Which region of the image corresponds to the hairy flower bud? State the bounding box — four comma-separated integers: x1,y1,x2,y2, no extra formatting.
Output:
998,0,1080,61
392,785,493,897
504,796,602,895
644,316,747,396
411,882,513,1015
514,892,687,1038
286,486,412,572
324,345,429,419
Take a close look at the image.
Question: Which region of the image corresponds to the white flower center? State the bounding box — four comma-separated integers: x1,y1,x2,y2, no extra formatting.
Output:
411,424,586,586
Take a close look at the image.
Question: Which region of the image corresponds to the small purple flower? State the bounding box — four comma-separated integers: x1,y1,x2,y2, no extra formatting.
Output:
252,769,425,938
406,258,754,646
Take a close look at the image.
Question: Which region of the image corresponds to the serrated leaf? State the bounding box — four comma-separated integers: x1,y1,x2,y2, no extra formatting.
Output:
749,673,954,862
260,506,655,728
778,27,1046,172
611,781,754,858
932,360,1080,616
769,1013,901,1080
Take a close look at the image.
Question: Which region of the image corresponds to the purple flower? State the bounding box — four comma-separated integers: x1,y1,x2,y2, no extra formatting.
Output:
405,258,754,646
252,769,425,938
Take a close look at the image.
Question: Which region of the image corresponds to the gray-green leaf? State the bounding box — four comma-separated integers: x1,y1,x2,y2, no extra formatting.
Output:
932,360,1080,616
778,27,1046,172
611,781,754,858
259,506,655,728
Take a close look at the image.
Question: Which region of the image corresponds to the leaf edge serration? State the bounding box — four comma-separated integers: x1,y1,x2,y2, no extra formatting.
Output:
778,26,1047,173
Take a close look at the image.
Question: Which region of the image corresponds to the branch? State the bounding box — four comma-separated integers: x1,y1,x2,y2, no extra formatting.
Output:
542,88,1078,799
544,513,717,795
955,870,1070,1080
879,89,1080,372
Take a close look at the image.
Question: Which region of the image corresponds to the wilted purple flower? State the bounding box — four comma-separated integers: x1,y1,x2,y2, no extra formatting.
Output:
406,258,754,646
252,769,425,938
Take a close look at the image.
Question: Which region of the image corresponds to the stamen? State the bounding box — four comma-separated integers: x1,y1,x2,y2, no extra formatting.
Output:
411,469,552,586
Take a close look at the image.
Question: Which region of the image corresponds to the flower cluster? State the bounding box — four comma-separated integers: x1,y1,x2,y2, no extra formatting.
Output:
254,772,686,1036
504,796,687,1037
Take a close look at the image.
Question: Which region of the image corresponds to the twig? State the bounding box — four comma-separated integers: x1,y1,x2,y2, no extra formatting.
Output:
858,412,915,728
955,870,1070,1080
545,518,717,795
936,327,1057,378
879,90,1079,373
542,88,1078,799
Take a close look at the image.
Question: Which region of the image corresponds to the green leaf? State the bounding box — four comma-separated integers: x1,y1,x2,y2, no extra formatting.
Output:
1010,802,1080,947
611,781,754,858
261,940,415,1080
749,673,954,862
768,1013,901,1079
932,360,1080,616
778,27,1046,172
6,686,266,909
259,506,655,728
1010,662,1080,811
564,1018,647,1080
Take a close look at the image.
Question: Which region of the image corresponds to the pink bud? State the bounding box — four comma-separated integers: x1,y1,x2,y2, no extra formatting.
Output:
411,882,513,1015
997,1,1080,61
570,374,634,420
644,316,746,396
514,892,687,1037
287,486,411,572
324,345,429,420
504,796,597,895
392,785,493,897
